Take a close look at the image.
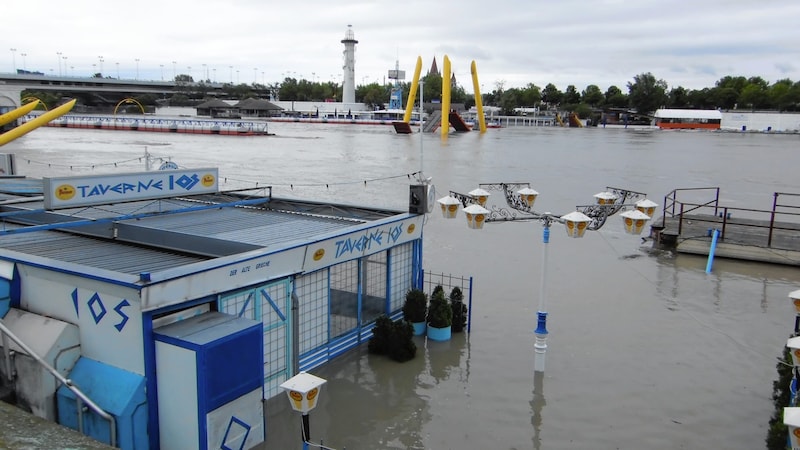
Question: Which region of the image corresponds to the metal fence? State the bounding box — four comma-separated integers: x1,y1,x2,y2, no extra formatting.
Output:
422,271,474,333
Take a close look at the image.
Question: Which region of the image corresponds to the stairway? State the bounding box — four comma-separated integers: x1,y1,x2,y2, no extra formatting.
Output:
423,111,442,132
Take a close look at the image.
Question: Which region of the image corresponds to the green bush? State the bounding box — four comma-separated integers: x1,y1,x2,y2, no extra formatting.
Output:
767,345,793,449
402,289,428,323
450,286,468,332
368,315,416,362
428,285,452,329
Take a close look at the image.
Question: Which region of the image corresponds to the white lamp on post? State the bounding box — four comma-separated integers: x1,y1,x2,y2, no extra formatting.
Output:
280,372,327,450
437,183,656,372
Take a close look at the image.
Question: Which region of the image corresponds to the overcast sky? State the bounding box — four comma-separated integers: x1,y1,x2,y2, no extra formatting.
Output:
5,0,799,93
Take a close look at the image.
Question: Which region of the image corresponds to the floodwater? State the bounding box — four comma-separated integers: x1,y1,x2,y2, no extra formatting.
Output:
6,123,800,449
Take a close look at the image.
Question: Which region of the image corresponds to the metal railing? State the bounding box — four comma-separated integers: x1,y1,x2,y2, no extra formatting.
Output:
662,187,800,247
0,319,117,447
662,187,720,234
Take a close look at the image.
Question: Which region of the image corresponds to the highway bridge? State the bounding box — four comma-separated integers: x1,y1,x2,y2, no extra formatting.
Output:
0,72,231,110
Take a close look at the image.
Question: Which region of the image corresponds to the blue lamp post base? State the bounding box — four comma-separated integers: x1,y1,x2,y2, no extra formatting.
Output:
534,311,548,372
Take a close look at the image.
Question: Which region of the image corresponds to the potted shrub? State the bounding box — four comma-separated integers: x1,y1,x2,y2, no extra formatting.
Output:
368,315,416,362
450,286,468,333
403,289,428,335
427,285,453,341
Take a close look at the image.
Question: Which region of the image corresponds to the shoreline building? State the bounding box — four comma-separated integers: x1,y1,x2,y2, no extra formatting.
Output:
0,166,425,449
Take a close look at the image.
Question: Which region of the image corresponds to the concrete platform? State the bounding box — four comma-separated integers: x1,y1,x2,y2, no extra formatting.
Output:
0,400,114,449
653,213,800,266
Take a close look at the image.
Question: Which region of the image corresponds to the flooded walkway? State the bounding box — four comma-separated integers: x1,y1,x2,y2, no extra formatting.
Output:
0,401,114,449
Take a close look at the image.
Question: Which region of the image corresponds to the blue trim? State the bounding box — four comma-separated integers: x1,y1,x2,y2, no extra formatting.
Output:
326,269,332,343
143,296,216,450
467,276,474,334
238,292,254,317
261,289,285,322
142,310,160,450
385,248,392,314
0,255,141,290
534,311,548,335
10,265,20,309
356,258,363,333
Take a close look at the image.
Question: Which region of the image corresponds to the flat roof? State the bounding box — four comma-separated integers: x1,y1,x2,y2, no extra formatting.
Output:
0,179,405,277
654,109,722,119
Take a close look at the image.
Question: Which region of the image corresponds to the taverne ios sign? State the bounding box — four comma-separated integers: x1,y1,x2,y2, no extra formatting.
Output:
43,168,219,210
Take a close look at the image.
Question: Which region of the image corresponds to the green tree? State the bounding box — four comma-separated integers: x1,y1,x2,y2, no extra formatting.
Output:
542,83,562,107
627,72,668,116
422,73,442,103
563,85,581,106
582,84,604,107
668,86,689,108
714,87,739,110
519,83,542,107
499,89,520,115
768,79,793,111
359,83,388,110
739,83,768,110
716,75,748,93
174,74,193,83
278,77,299,101
604,85,628,108
686,88,714,109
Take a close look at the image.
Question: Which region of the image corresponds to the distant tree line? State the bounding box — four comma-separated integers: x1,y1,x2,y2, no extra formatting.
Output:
22,72,800,119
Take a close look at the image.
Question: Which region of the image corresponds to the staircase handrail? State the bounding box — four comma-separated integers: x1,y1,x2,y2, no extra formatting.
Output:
0,318,117,447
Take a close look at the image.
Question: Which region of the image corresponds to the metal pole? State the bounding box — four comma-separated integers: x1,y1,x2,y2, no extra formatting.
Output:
534,220,550,372
419,79,424,176
301,413,310,450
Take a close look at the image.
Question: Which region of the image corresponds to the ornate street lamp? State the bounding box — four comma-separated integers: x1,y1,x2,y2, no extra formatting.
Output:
437,183,657,372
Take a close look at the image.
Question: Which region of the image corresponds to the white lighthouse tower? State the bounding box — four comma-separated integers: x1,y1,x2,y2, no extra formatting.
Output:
341,24,358,104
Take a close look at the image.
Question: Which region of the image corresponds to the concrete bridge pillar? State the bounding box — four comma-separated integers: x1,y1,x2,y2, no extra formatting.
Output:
0,85,24,109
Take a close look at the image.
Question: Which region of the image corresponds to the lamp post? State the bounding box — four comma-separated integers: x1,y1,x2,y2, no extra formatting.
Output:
56,51,62,76
10,48,16,73
98,56,104,76
437,184,656,372
20,52,26,71
135,58,140,80
280,372,327,450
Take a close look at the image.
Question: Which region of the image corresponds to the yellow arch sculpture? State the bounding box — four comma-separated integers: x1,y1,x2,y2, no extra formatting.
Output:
0,99,76,146
22,96,48,110
114,98,145,116
0,100,40,127
401,55,487,137
402,57,423,123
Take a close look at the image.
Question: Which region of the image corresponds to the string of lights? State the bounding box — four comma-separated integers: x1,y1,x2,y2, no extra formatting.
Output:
21,155,172,170
20,155,423,191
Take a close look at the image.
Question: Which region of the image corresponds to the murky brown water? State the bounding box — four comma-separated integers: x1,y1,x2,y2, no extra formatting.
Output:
7,124,800,449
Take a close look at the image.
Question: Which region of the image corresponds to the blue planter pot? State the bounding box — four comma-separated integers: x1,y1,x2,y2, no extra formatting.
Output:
427,324,451,341
411,321,427,336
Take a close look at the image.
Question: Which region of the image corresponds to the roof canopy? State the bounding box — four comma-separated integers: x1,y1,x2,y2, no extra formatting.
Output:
654,109,722,119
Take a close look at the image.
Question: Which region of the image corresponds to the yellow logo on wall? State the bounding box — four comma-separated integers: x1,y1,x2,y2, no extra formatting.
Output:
55,184,76,201
313,248,325,261
201,173,216,187
407,223,415,234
